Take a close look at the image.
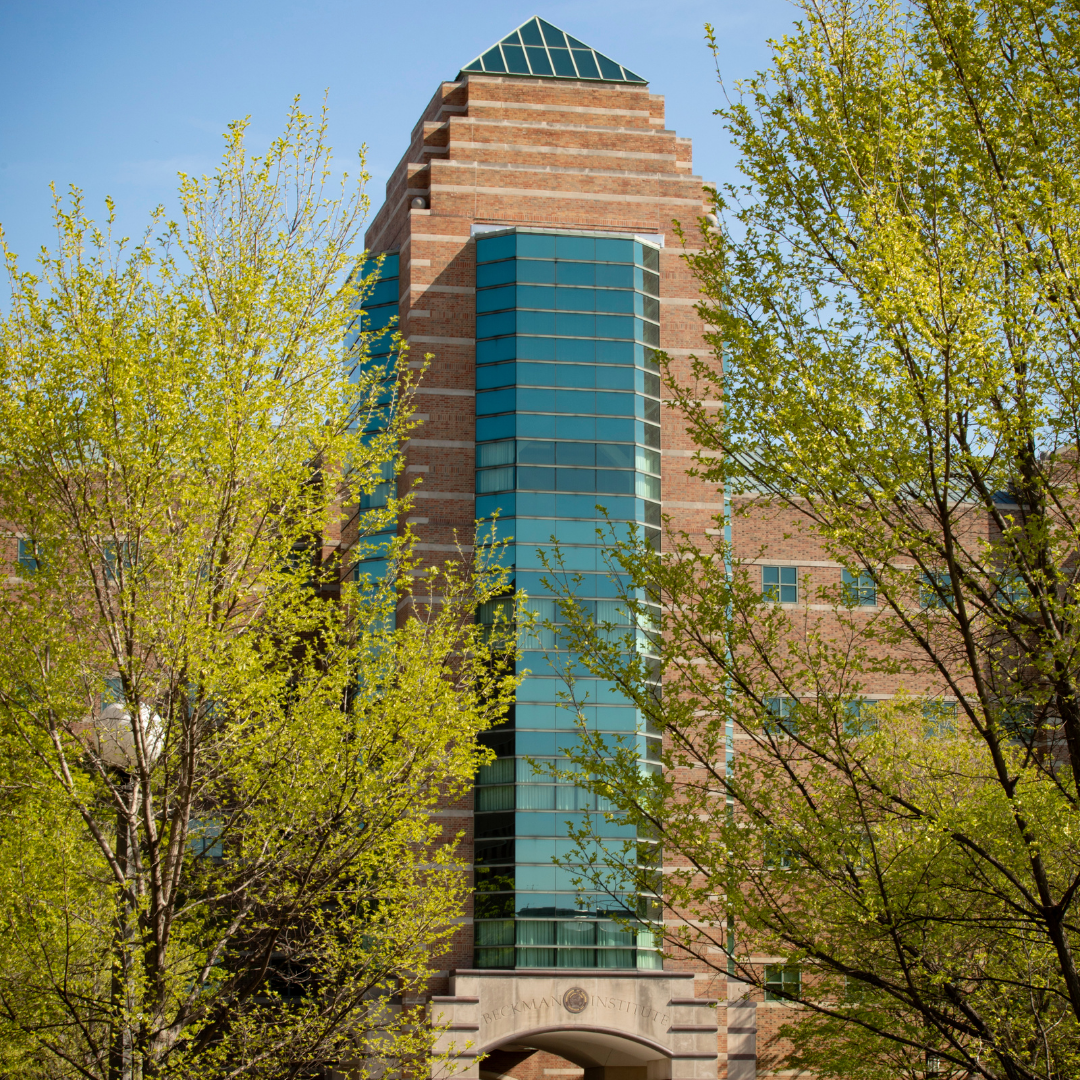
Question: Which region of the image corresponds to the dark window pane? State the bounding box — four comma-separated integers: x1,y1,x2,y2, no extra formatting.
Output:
477,336,517,363
517,440,555,464
596,53,624,80
595,367,634,391
518,310,555,335
476,363,516,390
595,289,635,314
556,442,595,466
526,46,554,75
596,470,634,494
642,246,660,271
549,48,577,77
595,238,635,262
556,389,594,412
477,261,517,288
517,259,556,283
842,569,877,607
517,947,556,968
596,443,634,469
519,19,544,45
556,235,595,261
538,19,567,46
765,964,800,1001
477,234,515,263
555,363,594,388
557,468,596,492
477,285,516,313
556,312,595,337
517,362,556,387
572,50,601,79
556,261,594,286
482,46,507,72
556,338,596,362
518,284,556,309
517,234,556,258
595,262,634,288
519,467,556,490
502,43,529,73
764,696,798,737
596,391,635,416
556,286,594,311
364,278,398,306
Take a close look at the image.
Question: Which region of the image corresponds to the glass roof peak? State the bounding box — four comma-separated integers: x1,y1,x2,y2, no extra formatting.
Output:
460,17,647,85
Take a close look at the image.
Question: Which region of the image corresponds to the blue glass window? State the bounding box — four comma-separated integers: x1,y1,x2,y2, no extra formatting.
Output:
921,571,954,610
764,696,798,737
842,569,877,607
473,228,662,971
477,285,517,313
477,233,516,263
763,565,798,603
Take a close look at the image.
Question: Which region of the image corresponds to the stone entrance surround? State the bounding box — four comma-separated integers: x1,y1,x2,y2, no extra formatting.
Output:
432,971,717,1080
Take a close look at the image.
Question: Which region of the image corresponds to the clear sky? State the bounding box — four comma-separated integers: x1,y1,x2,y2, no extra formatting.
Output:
0,0,797,263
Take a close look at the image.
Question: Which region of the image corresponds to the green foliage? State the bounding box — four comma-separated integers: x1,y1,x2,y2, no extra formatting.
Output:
0,103,519,1079
544,3,1080,1079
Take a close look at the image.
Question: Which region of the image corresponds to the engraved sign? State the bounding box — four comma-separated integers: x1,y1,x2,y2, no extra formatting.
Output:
562,986,589,1014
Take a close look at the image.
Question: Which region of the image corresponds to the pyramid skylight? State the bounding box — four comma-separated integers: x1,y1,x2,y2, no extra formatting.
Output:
460,17,646,84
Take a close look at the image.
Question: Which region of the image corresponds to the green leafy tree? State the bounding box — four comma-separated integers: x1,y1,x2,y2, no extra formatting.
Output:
0,104,517,1079
543,2,1080,1078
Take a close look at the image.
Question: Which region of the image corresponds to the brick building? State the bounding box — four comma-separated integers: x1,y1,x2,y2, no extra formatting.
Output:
349,18,749,1080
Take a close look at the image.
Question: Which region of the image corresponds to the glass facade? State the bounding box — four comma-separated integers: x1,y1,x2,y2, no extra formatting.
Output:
461,17,646,84
348,252,400,584
473,228,662,970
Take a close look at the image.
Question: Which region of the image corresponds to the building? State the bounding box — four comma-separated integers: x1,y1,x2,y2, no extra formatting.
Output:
349,18,737,1080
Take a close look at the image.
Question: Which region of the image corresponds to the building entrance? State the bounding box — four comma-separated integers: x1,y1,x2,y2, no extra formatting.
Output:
433,971,717,1080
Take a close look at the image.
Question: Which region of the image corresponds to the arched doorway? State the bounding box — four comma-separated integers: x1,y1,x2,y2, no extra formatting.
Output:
433,971,717,1080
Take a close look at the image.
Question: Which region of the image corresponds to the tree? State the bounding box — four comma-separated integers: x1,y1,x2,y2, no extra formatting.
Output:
543,3,1080,1078
0,104,518,1079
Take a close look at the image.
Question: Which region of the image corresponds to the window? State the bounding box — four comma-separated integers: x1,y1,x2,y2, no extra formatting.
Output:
842,569,876,607
763,834,793,869
17,538,41,575
923,699,958,738
920,571,954,610
844,976,870,1002
840,832,872,871
764,695,797,737
996,572,1031,610
843,699,878,738
762,565,797,603
764,963,800,1001
996,701,1035,743
188,818,223,859
103,540,136,582
359,462,394,510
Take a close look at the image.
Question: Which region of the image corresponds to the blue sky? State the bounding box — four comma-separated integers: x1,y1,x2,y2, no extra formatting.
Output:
0,1,797,262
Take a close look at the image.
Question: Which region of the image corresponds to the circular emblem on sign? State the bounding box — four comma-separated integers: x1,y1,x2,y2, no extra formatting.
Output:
563,986,589,1013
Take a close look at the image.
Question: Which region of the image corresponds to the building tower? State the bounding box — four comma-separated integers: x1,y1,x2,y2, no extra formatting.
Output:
354,18,728,1080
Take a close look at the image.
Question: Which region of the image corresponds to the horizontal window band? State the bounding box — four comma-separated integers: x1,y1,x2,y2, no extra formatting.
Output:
478,305,660,324
477,335,659,367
